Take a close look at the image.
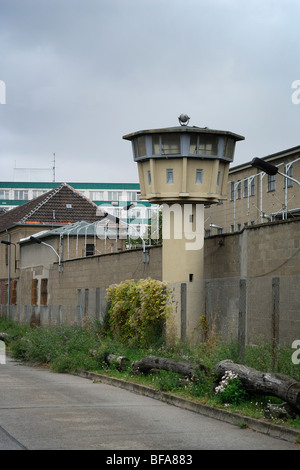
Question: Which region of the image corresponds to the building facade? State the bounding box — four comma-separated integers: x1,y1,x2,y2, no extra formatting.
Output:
0,181,156,239
205,145,300,236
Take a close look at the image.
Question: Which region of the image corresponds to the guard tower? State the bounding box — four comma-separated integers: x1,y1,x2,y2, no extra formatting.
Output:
123,115,244,340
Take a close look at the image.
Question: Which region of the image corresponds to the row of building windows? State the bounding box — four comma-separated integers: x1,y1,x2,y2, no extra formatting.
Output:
230,164,294,200
0,189,140,202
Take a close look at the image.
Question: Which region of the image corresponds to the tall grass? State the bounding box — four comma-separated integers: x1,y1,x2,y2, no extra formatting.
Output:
1,317,300,425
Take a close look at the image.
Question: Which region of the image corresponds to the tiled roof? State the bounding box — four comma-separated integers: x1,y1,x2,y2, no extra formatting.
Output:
0,183,105,232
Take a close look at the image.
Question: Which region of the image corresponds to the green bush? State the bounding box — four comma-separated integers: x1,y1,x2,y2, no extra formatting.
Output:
106,278,171,346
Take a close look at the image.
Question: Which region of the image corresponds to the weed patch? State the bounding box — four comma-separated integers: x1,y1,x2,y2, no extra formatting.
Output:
2,318,300,430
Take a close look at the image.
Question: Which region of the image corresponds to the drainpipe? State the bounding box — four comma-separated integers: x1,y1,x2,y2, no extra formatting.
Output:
6,232,11,319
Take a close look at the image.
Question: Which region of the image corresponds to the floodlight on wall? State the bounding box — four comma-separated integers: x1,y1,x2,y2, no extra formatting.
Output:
30,236,61,270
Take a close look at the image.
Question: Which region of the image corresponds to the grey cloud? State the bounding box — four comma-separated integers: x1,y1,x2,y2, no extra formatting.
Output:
0,0,300,182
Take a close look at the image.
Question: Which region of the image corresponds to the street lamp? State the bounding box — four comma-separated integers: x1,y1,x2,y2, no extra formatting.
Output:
251,157,300,186
30,236,61,270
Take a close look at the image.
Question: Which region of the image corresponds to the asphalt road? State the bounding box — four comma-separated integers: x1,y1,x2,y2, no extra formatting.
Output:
0,358,299,451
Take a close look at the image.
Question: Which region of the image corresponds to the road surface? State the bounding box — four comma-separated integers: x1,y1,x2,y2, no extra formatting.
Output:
0,358,298,451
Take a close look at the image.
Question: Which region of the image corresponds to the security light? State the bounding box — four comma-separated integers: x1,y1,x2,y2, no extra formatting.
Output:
251,157,300,186
178,114,190,126
30,236,42,244
251,158,278,176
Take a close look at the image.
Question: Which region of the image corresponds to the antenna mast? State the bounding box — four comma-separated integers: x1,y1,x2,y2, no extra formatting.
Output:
52,153,56,182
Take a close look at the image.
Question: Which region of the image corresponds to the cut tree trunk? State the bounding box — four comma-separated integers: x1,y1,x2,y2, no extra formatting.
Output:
105,354,130,371
215,359,300,413
131,355,208,379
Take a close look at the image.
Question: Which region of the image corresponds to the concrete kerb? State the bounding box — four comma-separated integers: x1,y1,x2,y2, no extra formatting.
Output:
76,369,300,446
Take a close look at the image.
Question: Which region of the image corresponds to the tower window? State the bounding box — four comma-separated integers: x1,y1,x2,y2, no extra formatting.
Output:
196,169,203,184
166,169,174,184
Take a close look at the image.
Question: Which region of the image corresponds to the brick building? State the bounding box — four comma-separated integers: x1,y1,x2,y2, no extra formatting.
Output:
204,145,300,236
0,183,107,308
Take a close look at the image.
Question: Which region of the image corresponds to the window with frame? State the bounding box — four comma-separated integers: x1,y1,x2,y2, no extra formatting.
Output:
284,164,293,188
0,190,9,200
268,174,276,192
108,191,122,201
190,135,218,155
14,190,29,200
161,134,180,155
40,279,48,306
231,181,235,200
224,138,235,159
199,136,217,155
237,181,241,199
126,191,138,201
85,244,95,257
152,134,180,155
195,169,203,184
89,191,104,200
133,136,146,158
31,279,38,305
166,169,174,184
244,179,248,197
147,170,152,186
251,177,255,196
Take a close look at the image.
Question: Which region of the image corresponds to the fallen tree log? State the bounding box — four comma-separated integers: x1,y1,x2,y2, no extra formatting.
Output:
215,359,300,413
105,354,130,371
131,355,208,379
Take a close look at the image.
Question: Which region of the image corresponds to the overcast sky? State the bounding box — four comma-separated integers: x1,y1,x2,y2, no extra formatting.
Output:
1,0,300,183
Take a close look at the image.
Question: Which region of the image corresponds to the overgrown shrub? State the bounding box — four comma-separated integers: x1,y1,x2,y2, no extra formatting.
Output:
106,278,171,346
